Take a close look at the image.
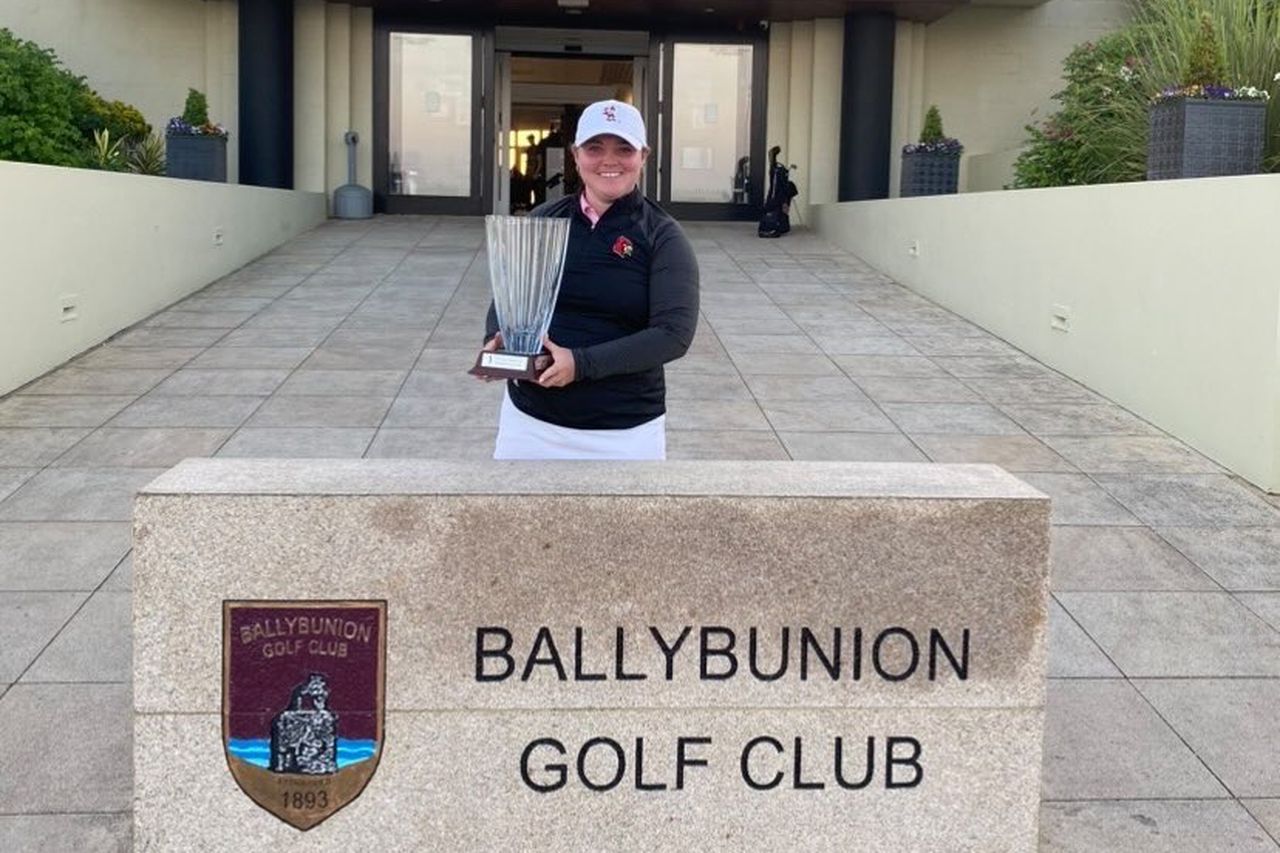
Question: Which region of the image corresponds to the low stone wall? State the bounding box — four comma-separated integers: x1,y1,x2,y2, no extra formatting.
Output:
134,459,1049,851
812,174,1280,493
0,161,326,396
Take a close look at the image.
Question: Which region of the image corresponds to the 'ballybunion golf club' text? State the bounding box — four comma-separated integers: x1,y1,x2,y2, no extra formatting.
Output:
476,624,971,794
238,615,375,660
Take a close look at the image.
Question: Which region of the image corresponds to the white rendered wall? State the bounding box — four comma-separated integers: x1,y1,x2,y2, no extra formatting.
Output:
294,0,329,193
811,175,1280,492
351,7,374,191
786,21,815,223
4,0,241,182
808,20,844,206
325,3,353,202
293,2,373,205
0,162,326,396
765,22,792,169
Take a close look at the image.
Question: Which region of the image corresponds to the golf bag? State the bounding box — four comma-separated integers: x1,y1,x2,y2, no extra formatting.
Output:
758,146,798,238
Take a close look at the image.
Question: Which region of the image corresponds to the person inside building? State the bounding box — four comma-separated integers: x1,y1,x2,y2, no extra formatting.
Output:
524,133,545,207
480,99,700,460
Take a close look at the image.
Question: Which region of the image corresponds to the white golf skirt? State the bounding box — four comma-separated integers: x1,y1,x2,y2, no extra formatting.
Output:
494,387,666,460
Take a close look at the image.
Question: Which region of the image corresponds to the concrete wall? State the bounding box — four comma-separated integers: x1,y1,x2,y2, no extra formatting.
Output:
810,175,1280,493
0,161,326,396
4,0,241,182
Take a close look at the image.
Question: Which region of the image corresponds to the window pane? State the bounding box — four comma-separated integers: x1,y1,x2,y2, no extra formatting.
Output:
388,33,472,197
670,44,752,204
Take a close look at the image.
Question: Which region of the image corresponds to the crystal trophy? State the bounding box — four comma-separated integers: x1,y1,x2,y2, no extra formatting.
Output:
470,215,571,380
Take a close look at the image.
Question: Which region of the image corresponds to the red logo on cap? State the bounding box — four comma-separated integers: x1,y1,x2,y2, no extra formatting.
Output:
603,106,617,122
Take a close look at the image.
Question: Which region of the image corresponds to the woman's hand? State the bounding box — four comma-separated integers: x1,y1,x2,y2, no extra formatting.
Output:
474,332,503,382
537,336,576,388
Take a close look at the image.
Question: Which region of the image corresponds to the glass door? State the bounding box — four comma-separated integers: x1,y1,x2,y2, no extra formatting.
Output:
653,36,766,220
374,26,492,214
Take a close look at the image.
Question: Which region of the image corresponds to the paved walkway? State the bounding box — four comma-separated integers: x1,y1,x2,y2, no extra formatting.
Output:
1,217,1278,851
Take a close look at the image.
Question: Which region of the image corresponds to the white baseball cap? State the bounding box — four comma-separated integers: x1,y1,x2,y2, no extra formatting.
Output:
574,99,648,150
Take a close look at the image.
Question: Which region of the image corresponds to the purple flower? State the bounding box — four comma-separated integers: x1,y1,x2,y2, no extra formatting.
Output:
903,138,964,156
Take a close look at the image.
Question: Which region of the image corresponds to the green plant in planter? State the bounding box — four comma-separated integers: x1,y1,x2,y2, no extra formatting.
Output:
905,105,962,155
901,104,963,196
182,88,209,126
168,88,226,138
166,87,228,181
920,105,945,144
1147,8,1272,179
1186,11,1226,87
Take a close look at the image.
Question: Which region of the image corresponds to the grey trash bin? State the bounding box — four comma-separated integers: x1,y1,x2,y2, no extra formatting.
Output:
334,130,373,219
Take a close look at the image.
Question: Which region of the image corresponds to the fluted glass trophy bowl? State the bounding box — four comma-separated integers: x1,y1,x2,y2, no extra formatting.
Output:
469,215,571,380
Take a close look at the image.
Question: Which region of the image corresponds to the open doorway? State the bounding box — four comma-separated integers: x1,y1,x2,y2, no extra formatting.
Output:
495,54,643,214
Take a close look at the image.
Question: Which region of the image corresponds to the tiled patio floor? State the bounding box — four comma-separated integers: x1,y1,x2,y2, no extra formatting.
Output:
1,217,1279,851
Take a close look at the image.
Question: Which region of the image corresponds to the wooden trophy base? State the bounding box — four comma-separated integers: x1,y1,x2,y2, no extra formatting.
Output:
469,349,552,381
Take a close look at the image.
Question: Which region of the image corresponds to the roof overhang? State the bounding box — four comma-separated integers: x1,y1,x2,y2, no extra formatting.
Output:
357,0,1048,28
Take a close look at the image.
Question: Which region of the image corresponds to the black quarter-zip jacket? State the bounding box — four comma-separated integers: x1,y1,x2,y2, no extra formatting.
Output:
485,188,700,430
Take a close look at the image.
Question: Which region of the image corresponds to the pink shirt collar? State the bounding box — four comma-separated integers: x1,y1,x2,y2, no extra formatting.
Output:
579,193,601,227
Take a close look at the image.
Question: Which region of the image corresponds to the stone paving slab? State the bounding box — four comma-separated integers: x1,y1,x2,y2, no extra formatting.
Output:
1059,592,1280,677
1041,679,1225,799
1136,679,1280,798
0,684,132,812
0,522,131,591
1049,526,1217,591
22,590,131,683
0,592,87,681
1040,800,1276,852
0,814,132,853
0,218,1277,849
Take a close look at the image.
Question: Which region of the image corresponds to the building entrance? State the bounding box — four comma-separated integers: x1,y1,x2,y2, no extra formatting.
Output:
375,24,765,220
495,56,641,215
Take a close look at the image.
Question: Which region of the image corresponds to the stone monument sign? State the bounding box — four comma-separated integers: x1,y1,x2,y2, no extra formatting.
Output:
133,459,1049,851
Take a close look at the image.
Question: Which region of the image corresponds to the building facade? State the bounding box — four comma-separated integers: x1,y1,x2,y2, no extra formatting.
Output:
6,0,1130,217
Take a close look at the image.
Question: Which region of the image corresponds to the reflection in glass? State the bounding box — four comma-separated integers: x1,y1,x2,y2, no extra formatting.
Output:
388,33,472,197
670,44,753,204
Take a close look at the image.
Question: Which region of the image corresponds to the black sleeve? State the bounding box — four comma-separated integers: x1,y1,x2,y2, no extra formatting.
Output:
571,216,700,381
484,302,498,343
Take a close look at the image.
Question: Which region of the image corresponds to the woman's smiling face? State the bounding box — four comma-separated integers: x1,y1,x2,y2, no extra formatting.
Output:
573,134,648,207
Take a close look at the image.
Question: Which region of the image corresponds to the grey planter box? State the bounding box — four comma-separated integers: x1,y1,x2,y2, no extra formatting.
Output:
1147,98,1267,180
166,133,227,182
900,150,961,197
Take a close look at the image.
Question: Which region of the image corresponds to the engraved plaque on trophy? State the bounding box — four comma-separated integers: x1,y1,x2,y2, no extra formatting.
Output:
470,215,571,381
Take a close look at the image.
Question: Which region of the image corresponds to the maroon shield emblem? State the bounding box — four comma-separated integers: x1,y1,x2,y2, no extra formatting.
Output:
223,601,386,830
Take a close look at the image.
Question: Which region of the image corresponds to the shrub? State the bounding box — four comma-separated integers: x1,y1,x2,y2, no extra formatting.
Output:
0,27,153,169
0,27,90,167
1012,33,1150,187
1013,0,1280,187
80,96,150,145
